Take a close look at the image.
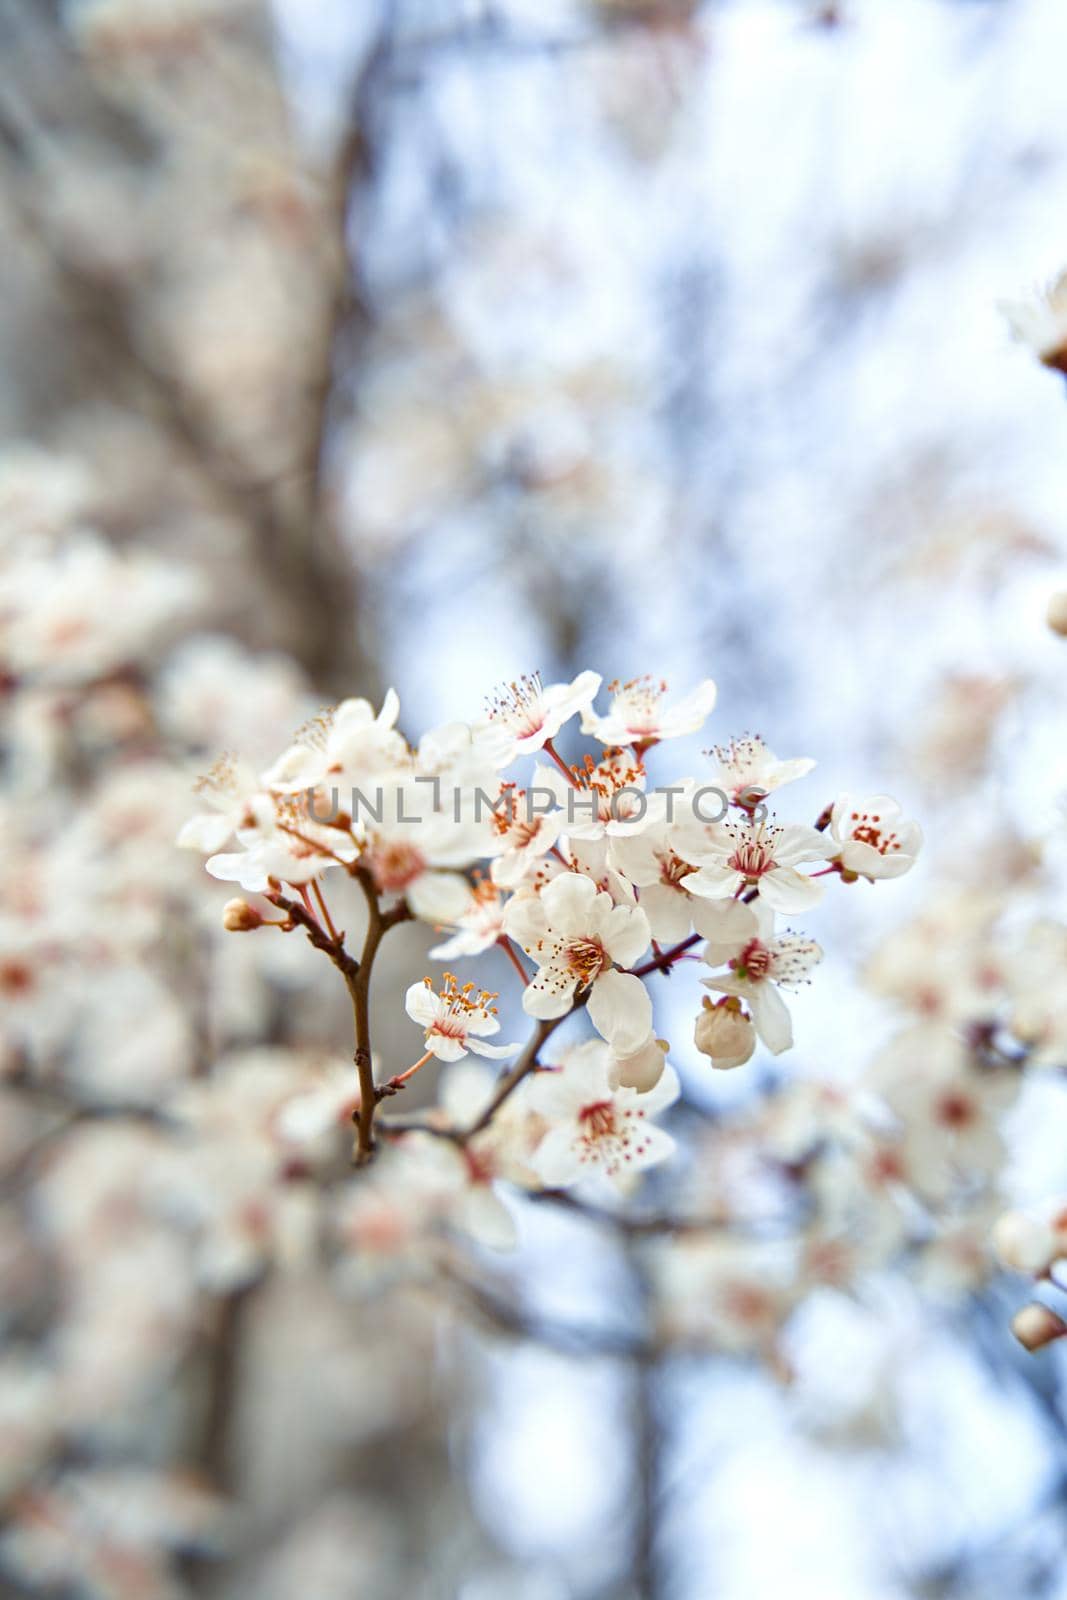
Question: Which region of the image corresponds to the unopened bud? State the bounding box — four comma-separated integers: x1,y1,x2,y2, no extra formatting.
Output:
1011,1301,1067,1353
1048,591,1067,638
993,1209,1059,1276
223,898,263,932
694,995,756,1071
611,1035,668,1093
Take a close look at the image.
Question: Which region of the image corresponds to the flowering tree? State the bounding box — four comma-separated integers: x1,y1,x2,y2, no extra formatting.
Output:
180,671,921,1167
8,1,1067,1597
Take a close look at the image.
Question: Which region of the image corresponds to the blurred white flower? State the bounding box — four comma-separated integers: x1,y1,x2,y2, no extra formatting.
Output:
1000,269,1067,370
992,1203,1067,1277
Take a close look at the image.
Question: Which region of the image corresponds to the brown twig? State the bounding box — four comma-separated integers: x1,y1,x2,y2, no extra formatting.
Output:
630,932,702,979
267,889,360,980
269,873,411,1163
349,867,412,1163
465,1014,566,1137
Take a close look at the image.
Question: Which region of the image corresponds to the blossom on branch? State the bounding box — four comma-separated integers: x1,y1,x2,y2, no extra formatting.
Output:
681,815,828,912
405,975,522,1063
581,674,717,747
700,903,822,1055
828,795,923,882
504,871,652,1054
527,1039,680,1189
705,734,815,809
485,670,601,757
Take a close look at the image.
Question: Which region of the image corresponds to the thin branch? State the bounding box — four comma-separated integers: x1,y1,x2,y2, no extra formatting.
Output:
349,867,412,1163
465,1014,566,1137
630,932,702,979
266,889,360,981
269,873,411,1163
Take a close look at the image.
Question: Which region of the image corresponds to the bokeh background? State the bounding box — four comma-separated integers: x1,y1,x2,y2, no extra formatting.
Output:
5,0,1067,1596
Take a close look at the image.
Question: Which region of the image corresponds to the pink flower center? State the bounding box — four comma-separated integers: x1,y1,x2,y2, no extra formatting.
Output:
610,676,667,735
0,960,34,996
734,938,772,981
493,792,544,849
727,839,775,879
430,1015,469,1042
422,973,498,1042
721,1283,773,1325
369,841,425,893
869,1147,907,1185
463,1146,497,1186
578,1100,617,1139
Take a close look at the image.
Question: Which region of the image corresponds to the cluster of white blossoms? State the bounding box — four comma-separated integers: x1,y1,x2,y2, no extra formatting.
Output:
0,447,484,1597
183,670,922,1197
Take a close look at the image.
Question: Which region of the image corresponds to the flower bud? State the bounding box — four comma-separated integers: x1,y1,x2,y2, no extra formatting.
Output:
694,995,756,1071
1048,591,1067,638
1011,1302,1067,1353
223,898,263,932
992,1209,1059,1276
610,1035,668,1093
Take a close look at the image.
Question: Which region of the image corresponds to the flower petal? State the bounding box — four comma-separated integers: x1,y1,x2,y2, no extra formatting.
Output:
523,964,578,1019
748,983,793,1054
759,866,824,913
404,982,439,1027
588,969,653,1056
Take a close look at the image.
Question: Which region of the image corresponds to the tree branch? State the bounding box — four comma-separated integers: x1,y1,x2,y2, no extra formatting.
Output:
268,872,411,1164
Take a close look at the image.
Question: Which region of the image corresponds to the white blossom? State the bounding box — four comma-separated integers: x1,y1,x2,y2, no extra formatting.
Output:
261,691,406,792
527,1039,679,1189
405,974,521,1063
681,816,827,912
488,781,566,887
828,795,922,881
999,269,1067,368
504,871,652,1053
582,675,716,746
484,669,601,756
706,734,815,808
430,877,509,959
538,747,657,842
177,754,271,855
693,995,757,1070
701,903,822,1055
